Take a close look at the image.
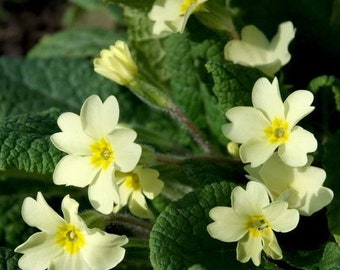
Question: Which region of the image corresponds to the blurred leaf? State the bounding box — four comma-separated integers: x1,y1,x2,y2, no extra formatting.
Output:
320,242,340,270
103,0,154,10
28,28,126,58
323,131,340,244
0,247,20,270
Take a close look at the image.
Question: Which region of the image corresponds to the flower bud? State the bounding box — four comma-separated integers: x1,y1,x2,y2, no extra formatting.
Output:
94,40,138,86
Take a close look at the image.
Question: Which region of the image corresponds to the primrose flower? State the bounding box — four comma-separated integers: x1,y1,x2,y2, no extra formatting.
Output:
15,192,128,270
114,166,164,218
222,77,317,167
207,181,299,266
245,153,334,216
224,21,296,76
94,41,138,86
51,95,142,214
148,0,208,35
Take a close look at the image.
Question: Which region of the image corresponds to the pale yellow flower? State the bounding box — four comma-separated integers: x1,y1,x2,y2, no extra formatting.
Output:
15,192,128,270
207,181,299,266
148,0,208,35
51,95,141,214
224,21,296,76
223,77,317,167
94,41,138,86
114,166,164,218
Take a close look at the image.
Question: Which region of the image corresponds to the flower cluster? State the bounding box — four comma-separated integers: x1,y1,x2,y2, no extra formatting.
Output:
15,94,164,269
13,1,336,269
208,75,333,265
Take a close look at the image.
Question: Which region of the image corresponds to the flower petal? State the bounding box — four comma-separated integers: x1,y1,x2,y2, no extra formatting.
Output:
262,229,282,260
88,167,119,214
232,182,270,217
15,232,62,270
278,126,317,167
207,206,247,242
82,230,128,270
80,95,119,138
239,137,277,167
299,187,333,216
252,77,284,120
109,129,142,172
223,106,269,143
269,21,296,65
137,167,164,199
259,153,295,195
53,155,99,188
61,195,87,229
20,192,64,234
50,132,92,155
236,233,262,266
50,252,90,270
263,202,299,232
57,112,82,132
128,191,152,218
284,90,314,127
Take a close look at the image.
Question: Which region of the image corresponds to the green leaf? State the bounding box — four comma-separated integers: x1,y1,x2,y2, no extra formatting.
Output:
0,57,123,120
150,181,278,269
0,247,20,270
206,61,264,112
323,131,340,245
0,109,63,174
103,0,154,10
320,242,340,270
28,28,126,58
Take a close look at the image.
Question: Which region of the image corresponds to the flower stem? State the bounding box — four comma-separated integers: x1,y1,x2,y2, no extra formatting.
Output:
169,105,213,155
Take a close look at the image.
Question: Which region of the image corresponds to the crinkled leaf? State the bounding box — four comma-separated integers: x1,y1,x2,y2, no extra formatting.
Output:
206,61,264,112
0,57,123,119
150,181,279,269
0,109,63,174
28,28,126,58
323,131,340,244
320,242,340,270
0,247,20,270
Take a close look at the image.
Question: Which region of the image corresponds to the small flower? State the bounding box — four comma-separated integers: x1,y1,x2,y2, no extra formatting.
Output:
222,77,317,167
94,41,138,86
114,166,164,218
51,95,142,214
224,21,296,76
148,0,208,35
207,181,299,266
245,153,334,216
15,192,128,270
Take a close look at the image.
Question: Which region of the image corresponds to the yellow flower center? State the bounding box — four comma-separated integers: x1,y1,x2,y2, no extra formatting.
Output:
180,0,197,14
264,118,290,144
55,223,85,254
247,215,271,237
125,173,141,191
90,137,114,170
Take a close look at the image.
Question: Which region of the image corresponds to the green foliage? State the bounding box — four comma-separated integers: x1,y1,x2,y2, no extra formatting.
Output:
150,181,279,269
28,28,126,58
0,109,63,174
320,242,340,270
0,248,20,270
206,61,264,111
103,0,154,10
323,131,340,244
